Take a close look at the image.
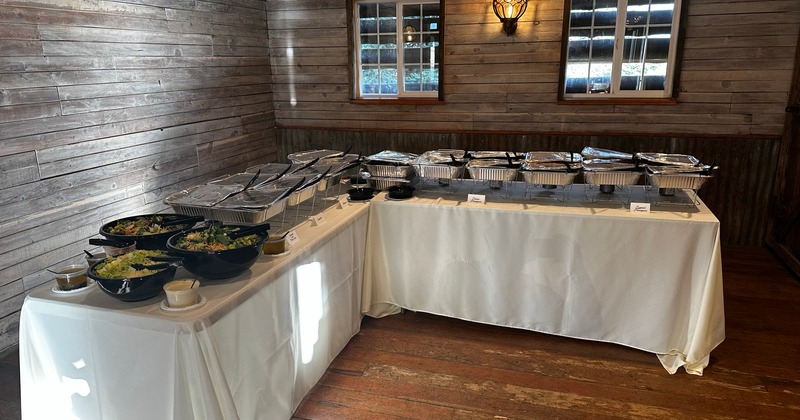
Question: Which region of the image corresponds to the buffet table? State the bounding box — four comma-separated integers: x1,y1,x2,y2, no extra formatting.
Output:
361,185,725,375
19,199,370,420
20,183,725,420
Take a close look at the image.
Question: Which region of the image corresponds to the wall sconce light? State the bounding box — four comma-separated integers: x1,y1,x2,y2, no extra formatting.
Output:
493,0,528,36
403,24,415,42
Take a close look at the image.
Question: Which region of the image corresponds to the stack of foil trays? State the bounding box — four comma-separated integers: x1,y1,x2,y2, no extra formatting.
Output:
520,151,582,187
362,150,418,190
580,147,642,192
636,152,717,191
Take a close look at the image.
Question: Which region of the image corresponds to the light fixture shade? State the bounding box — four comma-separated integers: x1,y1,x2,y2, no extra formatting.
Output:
492,0,528,36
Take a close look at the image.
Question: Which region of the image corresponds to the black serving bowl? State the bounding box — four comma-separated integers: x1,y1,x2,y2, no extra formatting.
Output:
166,225,268,280
387,185,415,199
99,213,203,250
347,187,376,201
88,258,177,302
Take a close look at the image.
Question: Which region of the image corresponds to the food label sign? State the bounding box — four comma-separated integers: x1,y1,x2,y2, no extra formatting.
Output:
467,194,486,204
286,230,300,246
630,202,651,214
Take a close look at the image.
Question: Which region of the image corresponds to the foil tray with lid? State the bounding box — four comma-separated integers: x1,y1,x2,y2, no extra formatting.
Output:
364,163,415,179
413,149,467,180
466,159,519,182
581,147,633,161
582,159,641,186
164,184,289,225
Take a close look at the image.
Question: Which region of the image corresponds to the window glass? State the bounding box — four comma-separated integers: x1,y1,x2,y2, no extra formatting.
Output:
561,0,682,99
354,1,441,99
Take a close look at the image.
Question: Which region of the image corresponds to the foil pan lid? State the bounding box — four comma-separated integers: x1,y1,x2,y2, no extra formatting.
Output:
522,161,582,171
583,159,638,172
214,188,288,209
645,164,716,175
581,147,633,160
466,158,518,168
636,152,700,167
245,162,292,175
288,149,343,163
469,151,524,159
366,150,418,165
415,149,467,164
524,151,582,163
165,184,244,207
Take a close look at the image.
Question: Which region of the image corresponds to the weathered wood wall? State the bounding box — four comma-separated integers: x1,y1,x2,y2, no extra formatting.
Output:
268,0,799,136
0,1,275,353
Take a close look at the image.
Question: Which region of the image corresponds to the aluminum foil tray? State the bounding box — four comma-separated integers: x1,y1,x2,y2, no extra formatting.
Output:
165,186,288,225
366,177,412,191
366,150,418,165
286,185,317,206
288,149,343,164
646,173,712,190
581,147,632,160
524,151,582,163
583,171,641,186
415,163,465,179
636,152,700,167
521,171,578,186
364,164,415,179
466,159,519,182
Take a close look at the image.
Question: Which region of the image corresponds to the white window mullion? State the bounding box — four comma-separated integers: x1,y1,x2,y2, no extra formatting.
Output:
610,0,628,94
396,8,406,96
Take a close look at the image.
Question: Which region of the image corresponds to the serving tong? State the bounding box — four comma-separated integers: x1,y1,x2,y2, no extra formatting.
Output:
210,170,262,207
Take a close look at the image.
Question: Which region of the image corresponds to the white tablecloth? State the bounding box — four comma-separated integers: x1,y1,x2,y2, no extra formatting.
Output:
362,185,725,375
19,199,370,420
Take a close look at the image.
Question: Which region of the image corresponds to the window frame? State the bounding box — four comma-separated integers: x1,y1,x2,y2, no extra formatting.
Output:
558,0,687,103
349,0,445,103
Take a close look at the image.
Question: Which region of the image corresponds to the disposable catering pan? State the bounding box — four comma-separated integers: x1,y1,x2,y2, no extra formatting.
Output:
645,172,713,190
521,171,578,186
583,171,641,186
414,163,465,180
364,163,415,179
287,149,346,164
466,159,519,182
413,149,467,180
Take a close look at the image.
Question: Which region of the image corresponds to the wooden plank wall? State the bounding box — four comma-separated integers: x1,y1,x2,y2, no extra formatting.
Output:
0,1,275,353
268,0,799,136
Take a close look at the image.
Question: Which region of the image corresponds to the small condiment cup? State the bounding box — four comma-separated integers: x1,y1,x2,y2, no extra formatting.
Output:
163,280,200,308
262,235,288,255
54,265,88,291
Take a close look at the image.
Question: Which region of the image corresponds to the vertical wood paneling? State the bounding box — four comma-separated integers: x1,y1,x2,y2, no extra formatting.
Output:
0,0,275,353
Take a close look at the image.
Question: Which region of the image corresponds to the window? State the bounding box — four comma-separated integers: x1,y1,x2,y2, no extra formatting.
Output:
560,0,684,101
352,1,443,100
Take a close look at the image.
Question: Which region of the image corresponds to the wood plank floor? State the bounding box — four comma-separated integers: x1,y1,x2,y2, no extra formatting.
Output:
293,245,800,420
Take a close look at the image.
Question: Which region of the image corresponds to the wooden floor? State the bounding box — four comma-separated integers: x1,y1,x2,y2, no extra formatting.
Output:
293,246,800,420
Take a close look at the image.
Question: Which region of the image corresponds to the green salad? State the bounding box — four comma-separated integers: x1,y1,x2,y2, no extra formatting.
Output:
176,225,261,251
93,250,167,279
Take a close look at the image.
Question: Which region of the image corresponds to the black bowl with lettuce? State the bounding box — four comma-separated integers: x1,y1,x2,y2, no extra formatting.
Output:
99,213,204,250
166,223,269,280
88,250,177,302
